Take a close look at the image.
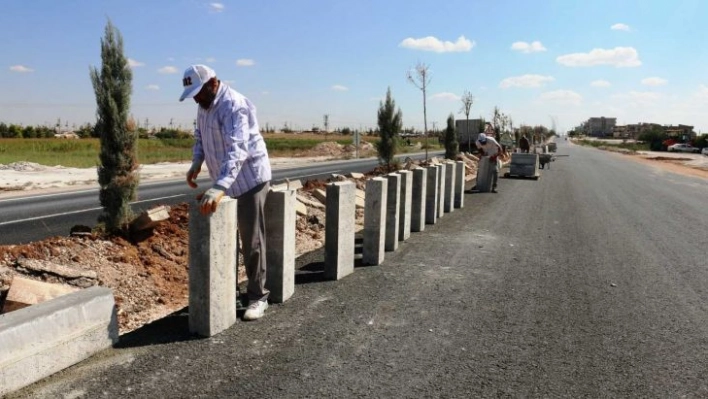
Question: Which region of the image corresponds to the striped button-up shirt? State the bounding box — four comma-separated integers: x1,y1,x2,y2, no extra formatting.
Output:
192,83,271,198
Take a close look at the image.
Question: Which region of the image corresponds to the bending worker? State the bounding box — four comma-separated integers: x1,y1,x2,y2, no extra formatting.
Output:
180,64,272,321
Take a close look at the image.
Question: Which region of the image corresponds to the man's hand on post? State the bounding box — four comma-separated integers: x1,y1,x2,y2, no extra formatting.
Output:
197,186,226,215
186,161,202,188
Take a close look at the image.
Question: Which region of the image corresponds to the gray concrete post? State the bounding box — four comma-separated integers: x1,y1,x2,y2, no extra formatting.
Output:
410,168,427,232
425,166,439,224
454,161,465,209
362,177,387,266
476,156,492,192
444,162,455,213
385,173,401,252
324,181,356,280
398,170,413,241
188,198,237,337
437,164,446,219
265,189,296,303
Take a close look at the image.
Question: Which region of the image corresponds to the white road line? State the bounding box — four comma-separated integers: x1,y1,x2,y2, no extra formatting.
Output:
0,194,186,226
286,170,342,180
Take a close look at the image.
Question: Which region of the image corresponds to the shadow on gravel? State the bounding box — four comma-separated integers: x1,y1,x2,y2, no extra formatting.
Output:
115,307,199,349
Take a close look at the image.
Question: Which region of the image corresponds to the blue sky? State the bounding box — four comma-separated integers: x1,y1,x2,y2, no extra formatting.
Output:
2,0,708,134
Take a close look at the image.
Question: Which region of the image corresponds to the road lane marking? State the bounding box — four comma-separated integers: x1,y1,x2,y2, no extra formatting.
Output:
0,194,186,226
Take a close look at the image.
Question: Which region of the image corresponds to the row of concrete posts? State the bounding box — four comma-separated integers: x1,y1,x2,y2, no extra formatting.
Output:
188,161,468,337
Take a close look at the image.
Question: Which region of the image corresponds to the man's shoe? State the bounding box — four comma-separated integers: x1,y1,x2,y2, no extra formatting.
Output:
243,300,268,321
491,188,498,193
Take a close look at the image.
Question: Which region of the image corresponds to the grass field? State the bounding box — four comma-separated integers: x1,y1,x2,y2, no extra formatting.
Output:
0,134,438,168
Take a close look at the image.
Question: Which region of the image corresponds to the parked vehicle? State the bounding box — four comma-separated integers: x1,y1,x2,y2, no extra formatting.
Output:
667,143,700,153
701,147,708,156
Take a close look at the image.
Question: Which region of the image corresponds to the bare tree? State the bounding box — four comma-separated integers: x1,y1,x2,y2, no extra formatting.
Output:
406,62,431,160
459,90,474,152
492,106,502,140
323,114,329,140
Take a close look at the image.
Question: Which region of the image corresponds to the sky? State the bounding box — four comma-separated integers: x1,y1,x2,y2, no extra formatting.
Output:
2,0,708,134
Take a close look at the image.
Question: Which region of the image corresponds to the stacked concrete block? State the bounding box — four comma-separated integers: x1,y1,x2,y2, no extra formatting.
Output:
410,168,427,232
397,170,413,241
476,156,492,192
425,165,439,224
189,198,237,337
385,173,401,252
362,177,387,266
437,164,446,219
0,287,118,396
265,189,296,304
454,161,465,209
443,162,455,213
324,181,356,280
509,153,539,177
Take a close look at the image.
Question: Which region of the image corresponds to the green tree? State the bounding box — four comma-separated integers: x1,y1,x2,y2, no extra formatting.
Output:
444,113,458,160
89,20,137,233
638,126,668,151
376,87,403,170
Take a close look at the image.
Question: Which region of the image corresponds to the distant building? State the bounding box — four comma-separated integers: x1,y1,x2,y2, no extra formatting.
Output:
583,117,616,137
665,124,695,139
611,123,695,140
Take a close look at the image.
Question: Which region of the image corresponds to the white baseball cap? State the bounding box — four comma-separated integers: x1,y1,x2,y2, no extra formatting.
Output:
179,65,216,101
478,133,487,143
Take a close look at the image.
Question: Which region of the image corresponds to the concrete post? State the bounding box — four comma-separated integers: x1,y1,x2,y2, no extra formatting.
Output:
398,170,413,241
265,189,296,304
324,181,356,280
362,177,387,266
410,168,427,232
425,166,439,224
385,173,401,252
437,164,446,219
476,156,492,192
188,198,237,337
444,162,455,213
454,161,465,209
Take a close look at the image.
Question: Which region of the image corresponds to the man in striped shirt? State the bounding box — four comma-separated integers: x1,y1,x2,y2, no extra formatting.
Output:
180,65,272,321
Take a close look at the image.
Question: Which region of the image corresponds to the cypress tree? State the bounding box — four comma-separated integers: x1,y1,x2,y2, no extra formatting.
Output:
376,87,403,171
444,113,459,159
89,20,138,233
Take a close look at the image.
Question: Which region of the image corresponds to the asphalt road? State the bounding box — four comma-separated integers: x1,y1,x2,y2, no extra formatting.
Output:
10,141,708,398
0,152,441,245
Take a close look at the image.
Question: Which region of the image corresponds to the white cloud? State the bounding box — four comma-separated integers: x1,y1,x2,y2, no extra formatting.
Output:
641,77,668,86
158,66,178,74
611,23,631,31
556,47,641,67
430,92,460,101
399,35,475,53
236,59,255,67
331,85,348,91
210,3,224,12
146,85,160,90
612,91,661,106
262,91,270,95
696,84,708,98
590,80,611,87
539,90,583,105
205,57,216,63
9,65,33,73
499,74,554,89
511,41,547,53
128,58,145,68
